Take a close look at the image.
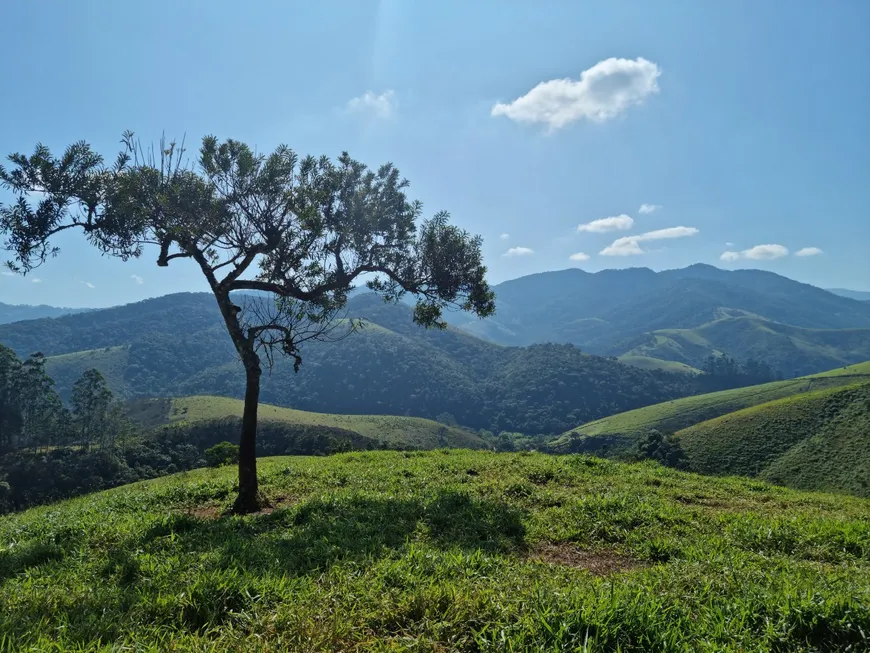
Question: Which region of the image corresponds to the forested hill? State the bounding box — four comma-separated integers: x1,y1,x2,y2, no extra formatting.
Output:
453,264,870,374
0,292,708,434
0,301,91,325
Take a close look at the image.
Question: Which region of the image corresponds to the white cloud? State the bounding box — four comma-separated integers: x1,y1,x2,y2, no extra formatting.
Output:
577,214,634,233
638,203,661,214
600,226,699,256
491,57,661,131
346,90,396,119
1,271,14,277
795,247,823,257
31,277,42,283
499,233,510,240
725,242,735,247
503,247,534,257
569,252,590,262
131,274,144,284
720,244,789,261
84,282,95,289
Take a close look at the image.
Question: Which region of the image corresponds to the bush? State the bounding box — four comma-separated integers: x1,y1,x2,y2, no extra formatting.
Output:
635,429,688,470
204,441,240,467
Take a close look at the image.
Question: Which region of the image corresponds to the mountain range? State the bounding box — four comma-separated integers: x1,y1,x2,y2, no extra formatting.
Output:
453,264,870,376
1,264,869,433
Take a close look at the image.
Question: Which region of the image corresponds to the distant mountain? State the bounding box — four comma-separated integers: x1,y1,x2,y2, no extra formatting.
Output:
0,302,92,325
827,288,870,302
453,264,870,373
0,292,701,435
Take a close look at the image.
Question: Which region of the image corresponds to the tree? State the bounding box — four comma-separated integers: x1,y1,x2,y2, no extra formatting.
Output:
0,134,495,512
70,368,117,450
635,429,688,470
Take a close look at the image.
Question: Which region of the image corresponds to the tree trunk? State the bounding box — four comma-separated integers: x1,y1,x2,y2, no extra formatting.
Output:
233,359,263,514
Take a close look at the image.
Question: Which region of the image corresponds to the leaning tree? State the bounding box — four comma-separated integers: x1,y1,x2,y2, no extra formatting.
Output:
0,133,495,512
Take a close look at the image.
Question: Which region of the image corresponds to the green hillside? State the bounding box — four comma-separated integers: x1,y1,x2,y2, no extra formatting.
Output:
617,355,701,374
20,292,701,435
2,450,868,651
678,381,870,497
132,395,485,450
552,361,870,452
619,315,870,377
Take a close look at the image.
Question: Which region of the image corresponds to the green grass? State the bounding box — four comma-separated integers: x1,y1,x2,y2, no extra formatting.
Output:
551,361,870,453
617,355,701,374
1,450,869,651
44,346,130,397
134,395,486,450
679,381,870,498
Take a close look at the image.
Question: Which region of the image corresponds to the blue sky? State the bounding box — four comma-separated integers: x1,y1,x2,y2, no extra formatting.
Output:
0,0,868,308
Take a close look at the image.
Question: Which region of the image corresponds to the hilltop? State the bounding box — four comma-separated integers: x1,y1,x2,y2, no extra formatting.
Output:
131,395,485,450
1,450,868,650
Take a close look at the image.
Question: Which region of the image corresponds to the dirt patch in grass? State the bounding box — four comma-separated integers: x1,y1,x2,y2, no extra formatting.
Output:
178,495,297,520
530,543,641,576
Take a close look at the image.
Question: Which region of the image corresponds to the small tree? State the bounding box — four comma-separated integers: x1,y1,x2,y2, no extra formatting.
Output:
0,134,495,512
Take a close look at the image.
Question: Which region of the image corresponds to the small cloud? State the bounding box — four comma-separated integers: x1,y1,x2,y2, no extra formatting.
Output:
577,214,634,233
569,252,590,262
638,203,661,214
725,242,735,247
31,277,42,284
84,281,95,289
720,244,789,261
1,271,14,277
503,247,534,257
492,57,661,131
600,226,699,256
131,274,144,284
795,247,823,257
499,233,510,240
346,90,396,119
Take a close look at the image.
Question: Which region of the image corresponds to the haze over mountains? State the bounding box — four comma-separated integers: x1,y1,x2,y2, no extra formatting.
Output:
1,264,869,433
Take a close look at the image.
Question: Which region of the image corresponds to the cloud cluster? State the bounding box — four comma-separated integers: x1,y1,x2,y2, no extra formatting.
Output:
720,244,824,261
600,226,699,256
346,90,396,119
720,244,788,261
638,203,661,214
492,57,661,130
503,247,534,257
577,214,634,233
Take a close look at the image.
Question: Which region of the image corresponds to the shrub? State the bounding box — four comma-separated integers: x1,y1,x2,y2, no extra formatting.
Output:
204,441,240,468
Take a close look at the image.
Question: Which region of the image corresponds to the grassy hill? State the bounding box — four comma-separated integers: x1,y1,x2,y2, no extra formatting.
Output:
552,361,870,452
618,315,870,376
679,381,870,497
616,355,701,374
131,395,486,450
1,450,868,650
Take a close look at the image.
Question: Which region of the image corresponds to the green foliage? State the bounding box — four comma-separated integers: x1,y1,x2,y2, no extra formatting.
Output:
204,442,239,467
0,451,868,650
634,429,688,470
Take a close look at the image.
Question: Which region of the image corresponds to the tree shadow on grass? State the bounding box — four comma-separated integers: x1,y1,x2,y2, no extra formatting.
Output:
140,489,526,577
